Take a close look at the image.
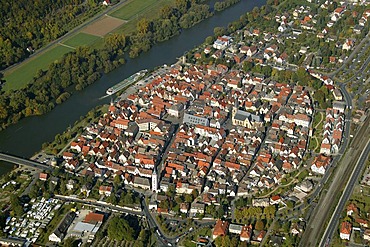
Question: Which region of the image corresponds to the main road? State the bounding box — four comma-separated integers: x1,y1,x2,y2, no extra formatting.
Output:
0,152,51,171
319,139,370,247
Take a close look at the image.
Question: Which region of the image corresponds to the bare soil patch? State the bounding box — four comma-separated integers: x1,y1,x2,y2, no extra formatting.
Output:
82,16,126,37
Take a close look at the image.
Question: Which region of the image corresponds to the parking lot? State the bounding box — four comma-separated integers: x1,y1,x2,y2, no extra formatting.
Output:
31,152,55,166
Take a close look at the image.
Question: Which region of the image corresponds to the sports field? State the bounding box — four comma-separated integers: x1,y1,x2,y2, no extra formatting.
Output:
110,0,159,20
63,33,102,48
3,45,74,91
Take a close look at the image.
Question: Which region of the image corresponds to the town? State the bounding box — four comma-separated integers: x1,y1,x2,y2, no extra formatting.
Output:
0,0,370,246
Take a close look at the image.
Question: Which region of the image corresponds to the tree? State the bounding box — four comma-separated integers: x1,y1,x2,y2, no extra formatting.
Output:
166,184,176,198
214,27,226,37
255,220,264,231
113,175,122,188
107,193,118,205
63,237,79,247
107,216,135,241
215,235,231,247
216,205,225,218
205,36,214,45
137,18,151,34
10,195,23,217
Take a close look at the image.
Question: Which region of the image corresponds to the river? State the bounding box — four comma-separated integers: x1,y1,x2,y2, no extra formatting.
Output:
0,0,266,176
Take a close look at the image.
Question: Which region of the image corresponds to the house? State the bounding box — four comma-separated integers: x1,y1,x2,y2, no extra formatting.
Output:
84,212,104,224
340,222,352,240
190,202,205,215
297,180,313,193
213,36,232,50
342,39,354,51
49,212,76,242
39,173,48,181
311,154,331,174
299,46,308,54
63,152,74,160
333,88,343,101
229,224,243,234
99,185,113,196
133,176,151,190
66,179,75,191
270,195,281,205
333,101,346,113
291,221,305,235
363,229,370,241
180,203,189,214
102,0,110,6
240,224,253,242
168,103,184,118
50,177,59,185
80,183,92,196
355,218,368,228
347,203,358,216
212,220,229,239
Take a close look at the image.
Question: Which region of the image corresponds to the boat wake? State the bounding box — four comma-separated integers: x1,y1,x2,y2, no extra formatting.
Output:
99,94,111,100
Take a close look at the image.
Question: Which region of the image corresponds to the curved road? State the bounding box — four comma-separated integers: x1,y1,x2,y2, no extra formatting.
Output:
1,0,129,74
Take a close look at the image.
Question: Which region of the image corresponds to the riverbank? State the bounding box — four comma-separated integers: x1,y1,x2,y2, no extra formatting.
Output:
0,161,16,178
0,0,267,176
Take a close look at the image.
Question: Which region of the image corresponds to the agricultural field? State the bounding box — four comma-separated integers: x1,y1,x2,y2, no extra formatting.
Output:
110,0,160,20
2,0,174,91
3,45,74,91
112,0,174,35
82,16,126,37
63,33,102,48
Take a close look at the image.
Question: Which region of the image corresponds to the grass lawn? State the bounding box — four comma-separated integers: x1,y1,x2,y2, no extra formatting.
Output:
3,45,74,91
309,137,318,151
110,0,160,20
63,32,102,48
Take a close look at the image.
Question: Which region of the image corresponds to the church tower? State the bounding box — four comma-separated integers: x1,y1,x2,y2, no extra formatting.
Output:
152,168,158,192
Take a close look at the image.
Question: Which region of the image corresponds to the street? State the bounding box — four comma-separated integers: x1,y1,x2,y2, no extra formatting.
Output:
319,140,370,247
300,116,370,247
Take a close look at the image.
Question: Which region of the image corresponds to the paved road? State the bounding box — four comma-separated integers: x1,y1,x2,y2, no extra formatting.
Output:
1,0,130,74
319,139,370,247
323,31,370,78
54,194,144,216
0,152,52,171
300,117,370,247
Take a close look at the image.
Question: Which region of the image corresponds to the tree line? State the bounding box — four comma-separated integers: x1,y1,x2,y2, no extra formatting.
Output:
0,0,103,69
0,0,220,130
214,0,241,12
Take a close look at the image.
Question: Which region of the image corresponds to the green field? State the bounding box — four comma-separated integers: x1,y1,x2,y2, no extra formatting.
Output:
113,0,173,35
110,0,160,20
3,45,74,91
63,32,102,48
3,0,174,91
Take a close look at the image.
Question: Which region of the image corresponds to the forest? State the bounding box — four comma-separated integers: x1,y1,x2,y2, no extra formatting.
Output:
0,0,103,70
0,0,227,130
